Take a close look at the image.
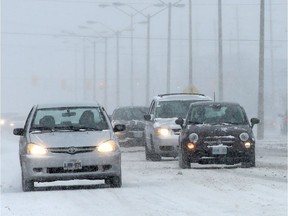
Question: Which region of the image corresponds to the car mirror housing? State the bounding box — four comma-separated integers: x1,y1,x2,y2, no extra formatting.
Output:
175,118,184,128
13,128,24,136
250,118,260,128
113,124,126,132
144,114,151,121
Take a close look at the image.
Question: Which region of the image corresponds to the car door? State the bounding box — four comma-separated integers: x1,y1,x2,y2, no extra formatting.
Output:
144,100,157,150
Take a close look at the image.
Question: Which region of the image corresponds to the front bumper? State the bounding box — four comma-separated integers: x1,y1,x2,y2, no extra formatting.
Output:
116,130,145,146
21,151,121,182
186,144,254,164
153,134,179,157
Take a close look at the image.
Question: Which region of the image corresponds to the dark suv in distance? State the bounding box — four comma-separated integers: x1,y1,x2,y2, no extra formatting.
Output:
176,101,260,168
111,106,149,146
144,93,212,161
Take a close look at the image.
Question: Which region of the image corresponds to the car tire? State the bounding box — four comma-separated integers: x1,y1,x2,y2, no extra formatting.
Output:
145,145,152,160
149,135,161,161
179,149,191,169
105,175,122,188
22,177,34,192
241,154,255,168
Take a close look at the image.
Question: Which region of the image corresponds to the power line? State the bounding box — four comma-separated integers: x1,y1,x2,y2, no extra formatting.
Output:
2,31,287,42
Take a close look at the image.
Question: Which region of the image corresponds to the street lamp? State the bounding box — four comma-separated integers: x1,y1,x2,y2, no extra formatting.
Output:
87,20,132,107
98,3,147,105
155,0,185,93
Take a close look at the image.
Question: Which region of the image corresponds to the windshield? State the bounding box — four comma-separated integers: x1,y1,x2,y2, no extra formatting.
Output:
155,100,203,119
112,107,148,121
30,107,109,131
187,104,248,125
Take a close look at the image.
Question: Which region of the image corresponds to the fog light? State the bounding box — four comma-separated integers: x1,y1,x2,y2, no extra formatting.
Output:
244,142,251,148
187,143,195,150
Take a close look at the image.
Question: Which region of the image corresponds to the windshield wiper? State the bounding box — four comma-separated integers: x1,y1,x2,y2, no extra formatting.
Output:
30,127,54,133
188,121,204,125
221,122,240,125
78,127,103,131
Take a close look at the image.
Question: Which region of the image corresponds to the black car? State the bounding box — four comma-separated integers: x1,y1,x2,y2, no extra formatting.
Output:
111,106,149,146
176,101,260,168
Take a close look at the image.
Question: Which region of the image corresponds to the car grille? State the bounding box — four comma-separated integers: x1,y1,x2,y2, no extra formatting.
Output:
46,165,111,174
48,146,96,155
172,129,181,135
203,136,236,146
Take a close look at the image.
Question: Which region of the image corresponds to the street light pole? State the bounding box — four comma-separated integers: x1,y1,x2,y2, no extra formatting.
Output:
104,37,108,108
167,2,172,93
93,41,97,101
257,0,265,139
82,37,87,100
188,0,193,87
157,0,184,93
116,31,120,106
218,0,223,101
130,15,134,105
146,14,151,105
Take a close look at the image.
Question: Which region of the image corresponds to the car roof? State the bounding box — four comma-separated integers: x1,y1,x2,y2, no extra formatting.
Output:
153,93,212,102
190,101,241,107
114,106,149,110
36,102,102,109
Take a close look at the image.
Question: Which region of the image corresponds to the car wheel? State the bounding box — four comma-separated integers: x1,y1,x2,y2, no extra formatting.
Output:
105,175,122,188
149,135,161,161
145,145,152,160
179,148,191,169
22,177,34,192
241,154,255,168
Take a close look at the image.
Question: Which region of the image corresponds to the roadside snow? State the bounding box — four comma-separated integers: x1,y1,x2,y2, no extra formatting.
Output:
1,127,287,216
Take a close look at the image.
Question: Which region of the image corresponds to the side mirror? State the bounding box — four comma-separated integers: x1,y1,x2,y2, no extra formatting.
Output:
175,118,184,128
144,114,151,121
13,128,24,136
113,124,126,132
250,118,260,128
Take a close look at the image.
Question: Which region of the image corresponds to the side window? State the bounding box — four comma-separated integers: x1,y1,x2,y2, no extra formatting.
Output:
24,107,35,132
149,100,156,115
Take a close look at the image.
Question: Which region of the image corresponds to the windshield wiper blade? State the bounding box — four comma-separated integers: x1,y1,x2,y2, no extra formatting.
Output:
79,127,102,131
188,121,203,125
30,127,54,133
222,122,239,125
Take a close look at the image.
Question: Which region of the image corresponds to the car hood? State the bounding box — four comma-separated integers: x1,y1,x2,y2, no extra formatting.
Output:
29,130,113,148
154,118,181,129
112,120,146,129
187,124,252,137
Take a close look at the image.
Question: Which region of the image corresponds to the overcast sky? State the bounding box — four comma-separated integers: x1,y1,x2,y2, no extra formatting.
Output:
1,0,287,120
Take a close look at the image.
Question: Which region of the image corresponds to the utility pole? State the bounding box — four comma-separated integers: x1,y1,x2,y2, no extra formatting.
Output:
257,0,265,139
188,0,193,87
116,31,120,106
167,2,172,93
93,41,97,101
83,38,87,100
104,37,108,108
218,0,223,101
146,14,151,105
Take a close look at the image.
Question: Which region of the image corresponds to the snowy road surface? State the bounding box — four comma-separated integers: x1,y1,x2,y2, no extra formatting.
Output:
1,127,287,216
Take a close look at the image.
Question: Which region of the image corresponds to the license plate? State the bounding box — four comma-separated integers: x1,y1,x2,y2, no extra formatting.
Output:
133,131,143,138
63,160,82,170
212,146,227,155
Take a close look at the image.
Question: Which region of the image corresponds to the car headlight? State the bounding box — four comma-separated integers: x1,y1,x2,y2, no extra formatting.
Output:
97,140,116,153
244,142,252,148
239,132,249,141
189,133,199,143
155,128,171,136
27,143,48,155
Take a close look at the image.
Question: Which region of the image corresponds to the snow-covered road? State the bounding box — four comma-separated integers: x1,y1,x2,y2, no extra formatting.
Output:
1,128,287,216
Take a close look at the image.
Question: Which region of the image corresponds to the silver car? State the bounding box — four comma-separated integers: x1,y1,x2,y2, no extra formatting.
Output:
144,93,212,161
13,103,125,191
